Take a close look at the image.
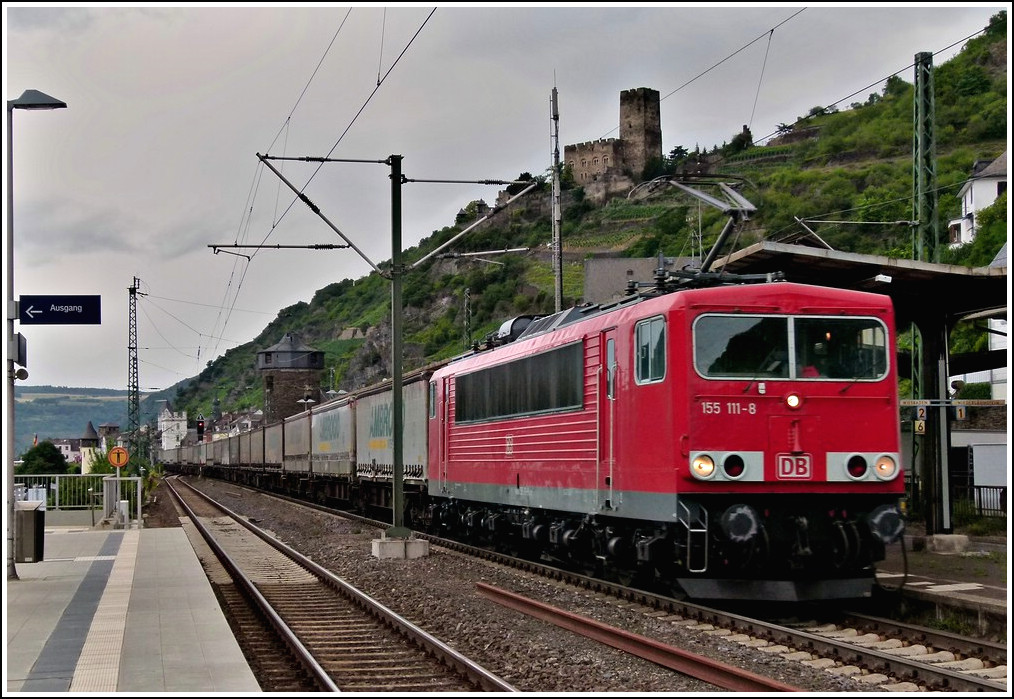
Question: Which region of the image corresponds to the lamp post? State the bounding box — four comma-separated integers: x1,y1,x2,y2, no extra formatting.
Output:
7,89,66,581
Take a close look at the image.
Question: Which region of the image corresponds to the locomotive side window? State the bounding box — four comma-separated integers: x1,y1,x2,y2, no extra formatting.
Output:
635,316,665,384
455,342,583,422
697,316,789,378
428,381,436,418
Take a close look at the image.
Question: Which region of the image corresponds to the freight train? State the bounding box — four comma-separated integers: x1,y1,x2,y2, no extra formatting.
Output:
160,278,906,602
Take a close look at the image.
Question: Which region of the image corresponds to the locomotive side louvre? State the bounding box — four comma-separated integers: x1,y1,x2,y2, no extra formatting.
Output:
427,293,693,522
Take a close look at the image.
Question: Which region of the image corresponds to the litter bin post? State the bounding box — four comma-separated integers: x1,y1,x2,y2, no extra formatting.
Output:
15,501,45,563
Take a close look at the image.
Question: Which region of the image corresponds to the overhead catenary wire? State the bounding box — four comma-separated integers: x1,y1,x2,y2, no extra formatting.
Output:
748,29,775,132
598,8,806,141
197,8,436,379
753,24,992,145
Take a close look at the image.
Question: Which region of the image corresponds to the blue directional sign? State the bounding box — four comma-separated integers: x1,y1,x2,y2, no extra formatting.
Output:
19,295,102,325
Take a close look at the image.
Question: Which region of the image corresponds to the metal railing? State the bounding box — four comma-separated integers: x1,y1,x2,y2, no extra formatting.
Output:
14,473,143,528
951,484,1007,519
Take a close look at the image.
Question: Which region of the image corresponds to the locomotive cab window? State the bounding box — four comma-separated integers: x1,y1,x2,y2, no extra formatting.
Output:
635,316,666,384
695,314,889,381
696,316,788,378
793,317,888,380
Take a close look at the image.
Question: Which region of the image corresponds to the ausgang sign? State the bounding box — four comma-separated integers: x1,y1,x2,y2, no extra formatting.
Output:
19,295,101,325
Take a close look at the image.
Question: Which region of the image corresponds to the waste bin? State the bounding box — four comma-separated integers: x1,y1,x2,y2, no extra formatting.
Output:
15,500,45,563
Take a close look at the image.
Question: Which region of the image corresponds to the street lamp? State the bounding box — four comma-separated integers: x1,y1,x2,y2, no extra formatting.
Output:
7,89,66,581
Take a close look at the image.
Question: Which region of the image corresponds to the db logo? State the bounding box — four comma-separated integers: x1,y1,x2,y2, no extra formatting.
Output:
776,454,812,479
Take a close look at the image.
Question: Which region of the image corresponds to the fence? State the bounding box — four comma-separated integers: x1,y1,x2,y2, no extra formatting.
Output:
14,473,143,527
951,484,1007,520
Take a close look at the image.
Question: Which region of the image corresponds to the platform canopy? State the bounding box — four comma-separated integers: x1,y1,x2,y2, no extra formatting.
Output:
715,241,1007,323
713,241,1008,374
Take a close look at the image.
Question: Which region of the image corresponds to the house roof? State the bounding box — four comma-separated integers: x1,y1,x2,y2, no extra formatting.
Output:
957,151,1007,199
991,242,1007,268
977,151,1007,179
262,332,318,353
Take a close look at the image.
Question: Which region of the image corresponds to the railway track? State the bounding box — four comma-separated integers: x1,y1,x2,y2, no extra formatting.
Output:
179,476,1008,692
164,476,516,692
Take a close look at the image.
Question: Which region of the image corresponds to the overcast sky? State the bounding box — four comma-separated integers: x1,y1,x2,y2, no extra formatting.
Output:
3,2,1004,391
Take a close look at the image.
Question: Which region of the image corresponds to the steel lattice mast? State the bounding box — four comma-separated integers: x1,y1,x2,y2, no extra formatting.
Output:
127,276,140,472
910,51,950,535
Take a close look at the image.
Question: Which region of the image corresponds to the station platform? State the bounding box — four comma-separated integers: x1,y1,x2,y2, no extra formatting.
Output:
4,525,260,693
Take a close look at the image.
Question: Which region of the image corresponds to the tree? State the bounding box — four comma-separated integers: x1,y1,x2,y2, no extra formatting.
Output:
17,440,70,475
725,127,753,155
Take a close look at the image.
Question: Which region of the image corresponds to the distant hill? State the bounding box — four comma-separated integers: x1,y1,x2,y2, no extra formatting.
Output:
13,385,169,458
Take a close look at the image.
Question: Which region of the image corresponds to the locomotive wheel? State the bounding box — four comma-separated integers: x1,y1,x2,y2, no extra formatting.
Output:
829,521,861,569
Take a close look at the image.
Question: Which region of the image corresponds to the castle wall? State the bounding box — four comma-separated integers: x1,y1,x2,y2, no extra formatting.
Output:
565,139,623,186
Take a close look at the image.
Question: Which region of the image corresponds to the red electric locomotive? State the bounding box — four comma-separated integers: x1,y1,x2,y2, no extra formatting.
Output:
426,280,905,601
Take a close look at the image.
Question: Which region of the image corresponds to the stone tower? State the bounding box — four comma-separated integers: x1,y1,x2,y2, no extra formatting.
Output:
619,87,662,179
257,332,325,423
563,87,664,203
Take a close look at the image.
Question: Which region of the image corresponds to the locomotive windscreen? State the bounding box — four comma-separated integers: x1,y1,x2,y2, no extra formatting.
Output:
695,314,888,381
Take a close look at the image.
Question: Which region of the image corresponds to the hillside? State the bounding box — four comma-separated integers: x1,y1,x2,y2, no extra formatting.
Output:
166,10,1006,421
13,386,147,458
16,11,1007,448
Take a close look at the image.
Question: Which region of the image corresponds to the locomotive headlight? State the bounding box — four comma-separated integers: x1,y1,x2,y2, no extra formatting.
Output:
873,454,898,480
691,454,716,479
785,393,802,409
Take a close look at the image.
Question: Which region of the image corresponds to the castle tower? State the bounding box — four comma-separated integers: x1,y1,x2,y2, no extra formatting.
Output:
257,332,325,423
619,87,662,179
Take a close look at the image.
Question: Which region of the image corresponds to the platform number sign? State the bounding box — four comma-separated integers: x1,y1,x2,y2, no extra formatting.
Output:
912,403,927,435
108,446,129,468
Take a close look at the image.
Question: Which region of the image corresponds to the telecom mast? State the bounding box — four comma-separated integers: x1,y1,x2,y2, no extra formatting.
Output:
551,87,563,312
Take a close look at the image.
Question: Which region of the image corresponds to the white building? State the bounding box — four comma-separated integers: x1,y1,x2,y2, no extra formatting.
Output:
156,399,188,451
948,151,1007,247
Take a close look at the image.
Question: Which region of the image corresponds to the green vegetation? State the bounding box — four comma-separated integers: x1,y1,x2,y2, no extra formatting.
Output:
16,440,70,475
